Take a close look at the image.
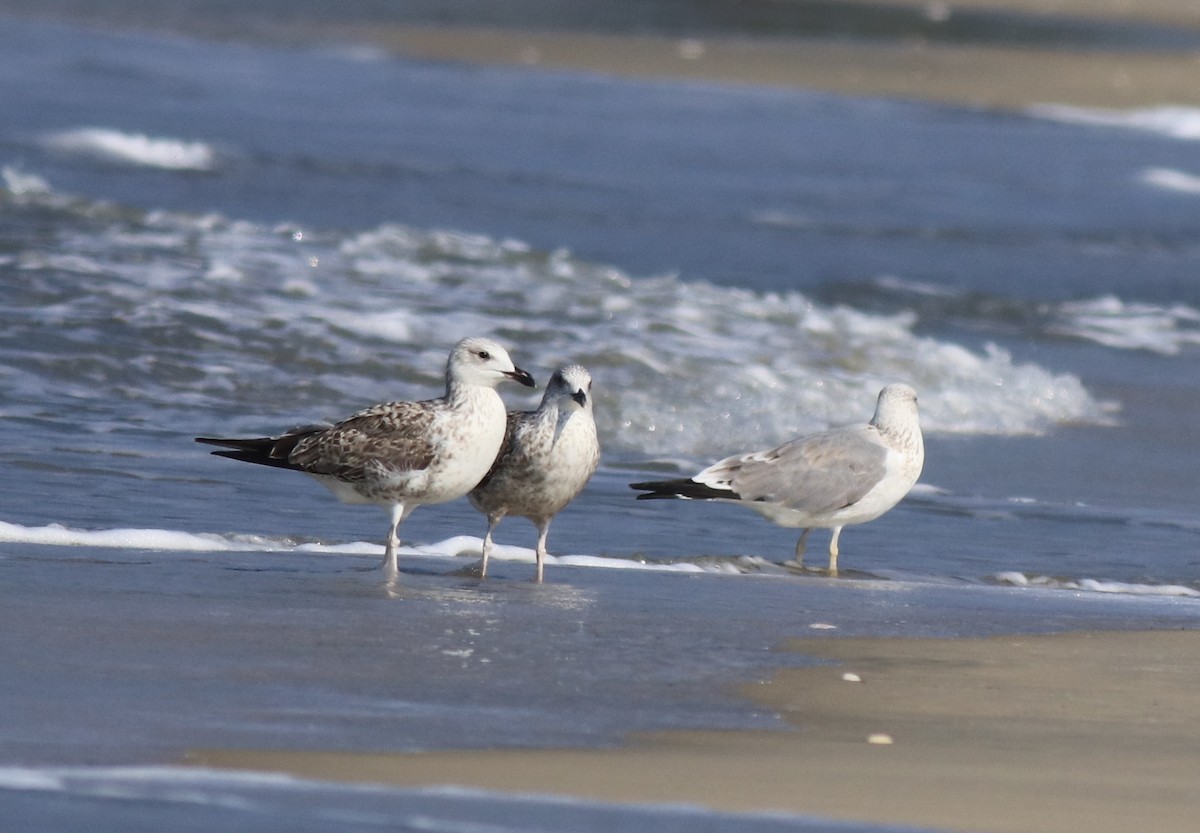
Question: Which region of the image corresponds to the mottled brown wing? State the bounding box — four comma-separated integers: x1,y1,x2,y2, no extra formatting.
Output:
288,400,440,482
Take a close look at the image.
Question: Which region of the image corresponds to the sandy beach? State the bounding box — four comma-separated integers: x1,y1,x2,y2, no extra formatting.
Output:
191,629,1200,833
312,24,1200,110
264,0,1200,113
7,0,1200,109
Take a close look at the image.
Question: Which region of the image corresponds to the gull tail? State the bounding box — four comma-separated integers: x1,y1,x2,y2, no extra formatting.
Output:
195,429,322,471
629,478,738,501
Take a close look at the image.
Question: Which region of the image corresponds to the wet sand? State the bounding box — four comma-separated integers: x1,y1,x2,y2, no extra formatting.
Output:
191,629,1200,833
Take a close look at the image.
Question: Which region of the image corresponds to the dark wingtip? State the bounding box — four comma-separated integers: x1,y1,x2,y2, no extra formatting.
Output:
630,479,738,502
629,480,681,500
193,435,300,469
194,436,262,450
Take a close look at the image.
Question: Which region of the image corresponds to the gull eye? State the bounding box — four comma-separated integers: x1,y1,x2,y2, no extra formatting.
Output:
477,350,491,360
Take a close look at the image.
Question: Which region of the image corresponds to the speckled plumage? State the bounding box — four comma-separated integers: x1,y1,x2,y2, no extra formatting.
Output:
197,337,535,574
469,364,600,582
631,384,923,574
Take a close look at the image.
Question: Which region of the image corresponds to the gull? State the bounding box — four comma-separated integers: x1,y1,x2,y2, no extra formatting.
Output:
469,364,600,583
630,384,923,574
196,337,535,575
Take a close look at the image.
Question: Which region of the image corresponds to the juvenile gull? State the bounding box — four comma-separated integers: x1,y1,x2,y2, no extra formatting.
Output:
469,364,600,583
196,337,535,575
630,384,923,574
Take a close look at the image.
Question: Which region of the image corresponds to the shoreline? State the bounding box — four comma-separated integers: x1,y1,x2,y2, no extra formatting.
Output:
308,24,1200,110
5,1,1200,109
190,628,1200,833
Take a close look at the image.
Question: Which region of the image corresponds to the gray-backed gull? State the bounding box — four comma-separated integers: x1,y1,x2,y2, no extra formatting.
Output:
631,384,923,574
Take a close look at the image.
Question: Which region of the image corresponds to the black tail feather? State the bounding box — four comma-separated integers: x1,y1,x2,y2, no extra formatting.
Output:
195,436,272,451
629,478,738,501
195,433,316,471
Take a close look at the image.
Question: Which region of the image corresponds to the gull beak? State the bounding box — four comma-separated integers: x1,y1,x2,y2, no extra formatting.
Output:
570,389,587,407
506,366,536,388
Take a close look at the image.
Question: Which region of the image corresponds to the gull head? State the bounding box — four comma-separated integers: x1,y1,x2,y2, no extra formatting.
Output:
448,337,535,389
871,383,920,432
544,364,593,412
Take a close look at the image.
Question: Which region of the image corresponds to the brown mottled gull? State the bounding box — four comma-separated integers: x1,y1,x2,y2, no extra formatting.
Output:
630,384,924,575
196,337,535,574
469,364,600,583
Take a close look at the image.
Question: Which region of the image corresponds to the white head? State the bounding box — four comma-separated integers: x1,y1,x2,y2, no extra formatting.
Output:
871,383,920,433
446,337,535,390
543,364,593,412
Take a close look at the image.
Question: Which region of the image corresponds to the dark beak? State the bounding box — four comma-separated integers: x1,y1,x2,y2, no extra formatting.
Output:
506,366,536,388
570,389,587,407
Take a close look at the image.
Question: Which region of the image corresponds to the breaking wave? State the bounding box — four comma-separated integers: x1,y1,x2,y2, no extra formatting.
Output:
39,127,218,171
1028,104,1200,141
0,174,1116,463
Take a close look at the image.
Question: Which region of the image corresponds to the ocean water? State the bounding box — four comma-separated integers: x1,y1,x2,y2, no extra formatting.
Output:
1,13,1199,832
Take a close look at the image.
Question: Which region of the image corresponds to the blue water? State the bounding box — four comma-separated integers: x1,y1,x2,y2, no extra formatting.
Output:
1,12,1198,832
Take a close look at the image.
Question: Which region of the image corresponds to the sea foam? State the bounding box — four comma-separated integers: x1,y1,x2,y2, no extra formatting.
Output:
1141,167,1200,195
2,182,1116,458
0,520,285,552
870,275,1200,357
1049,295,1200,355
5,518,1196,595
993,572,1200,598
0,521,712,574
1028,105,1200,141
40,127,217,171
